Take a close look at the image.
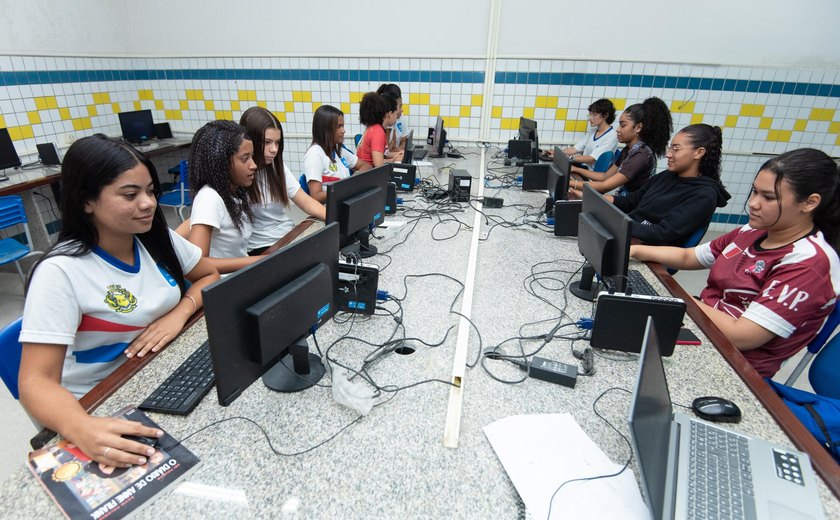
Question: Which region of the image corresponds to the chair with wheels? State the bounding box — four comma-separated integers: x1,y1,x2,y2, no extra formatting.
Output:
0,317,23,399
0,195,44,289
158,160,192,222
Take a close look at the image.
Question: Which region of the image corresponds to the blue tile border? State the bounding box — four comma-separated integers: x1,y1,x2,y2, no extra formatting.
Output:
710,213,749,225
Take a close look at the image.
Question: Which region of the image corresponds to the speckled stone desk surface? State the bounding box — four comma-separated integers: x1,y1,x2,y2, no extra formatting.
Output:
1,152,837,519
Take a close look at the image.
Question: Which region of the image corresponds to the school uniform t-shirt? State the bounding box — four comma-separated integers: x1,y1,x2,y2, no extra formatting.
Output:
20,231,201,397
303,144,358,184
248,165,301,251
695,226,840,377
191,185,252,259
573,127,618,163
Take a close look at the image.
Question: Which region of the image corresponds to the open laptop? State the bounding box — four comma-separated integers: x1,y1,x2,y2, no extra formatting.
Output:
404,130,426,162
629,317,825,520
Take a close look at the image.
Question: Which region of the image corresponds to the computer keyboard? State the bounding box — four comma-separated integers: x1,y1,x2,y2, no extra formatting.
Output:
139,340,215,415
413,148,427,160
627,269,662,297
688,420,757,520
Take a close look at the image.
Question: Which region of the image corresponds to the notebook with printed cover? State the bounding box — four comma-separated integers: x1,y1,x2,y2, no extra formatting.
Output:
628,317,824,520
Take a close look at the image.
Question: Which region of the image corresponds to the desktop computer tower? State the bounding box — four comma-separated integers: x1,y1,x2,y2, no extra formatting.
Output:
448,170,472,202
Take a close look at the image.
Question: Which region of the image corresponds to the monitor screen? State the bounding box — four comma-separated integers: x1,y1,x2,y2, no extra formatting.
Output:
118,110,155,143
545,145,570,207
430,116,446,158
36,143,61,166
0,128,22,171
519,116,539,161
326,164,390,258
203,223,340,406
569,184,633,299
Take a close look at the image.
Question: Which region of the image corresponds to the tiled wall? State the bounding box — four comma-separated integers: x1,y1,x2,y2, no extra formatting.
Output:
2,55,838,232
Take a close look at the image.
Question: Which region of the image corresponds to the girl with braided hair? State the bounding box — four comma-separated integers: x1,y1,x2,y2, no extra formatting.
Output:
187,120,261,273
570,97,672,195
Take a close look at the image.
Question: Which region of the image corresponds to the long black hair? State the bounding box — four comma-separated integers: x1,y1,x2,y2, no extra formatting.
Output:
759,148,840,253
623,97,673,157
27,134,185,294
240,106,289,206
189,120,253,232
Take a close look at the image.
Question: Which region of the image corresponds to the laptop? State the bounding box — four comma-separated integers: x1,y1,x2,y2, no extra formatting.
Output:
36,143,61,166
405,130,427,161
629,317,825,520
154,122,173,140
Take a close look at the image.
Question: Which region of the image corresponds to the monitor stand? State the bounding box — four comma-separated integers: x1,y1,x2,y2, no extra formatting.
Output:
261,336,325,392
340,228,377,260
569,264,601,302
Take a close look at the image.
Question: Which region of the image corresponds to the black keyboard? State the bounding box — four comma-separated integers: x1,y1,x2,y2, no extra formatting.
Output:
413,148,427,160
627,269,662,297
139,341,215,415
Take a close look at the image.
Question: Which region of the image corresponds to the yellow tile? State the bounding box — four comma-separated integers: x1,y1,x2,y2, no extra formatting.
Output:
155,100,164,110
186,89,204,101
793,119,808,132
535,96,558,109
111,102,121,113
59,108,72,120
565,120,588,132
34,97,50,110
214,110,233,121
27,111,41,125
724,115,739,128
87,105,97,117
257,101,267,108
230,100,240,111
138,90,154,101
300,91,312,102
350,92,364,103
671,101,696,113
16,125,35,139
340,103,351,115
72,118,89,131
312,102,322,111
419,93,431,105
471,94,483,107
612,98,626,110
758,117,773,129
501,118,518,130
180,100,189,110
523,107,535,119
554,108,568,120
828,122,840,134
238,90,257,102
7,127,22,140
409,93,423,105
767,129,792,142
284,101,295,112
165,110,183,120
836,134,840,146
429,105,440,117
460,106,472,117
292,91,303,102
739,104,764,117
402,105,410,115
690,113,705,124
274,112,286,123
92,92,110,104
0,115,5,128
204,100,215,111
809,108,835,121
134,101,142,111
445,117,459,129
491,106,502,118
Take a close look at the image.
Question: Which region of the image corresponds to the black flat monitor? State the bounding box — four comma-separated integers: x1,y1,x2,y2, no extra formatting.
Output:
36,143,61,166
203,223,339,406
154,122,173,139
118,110,155,144
569,184,633,300
429,116,446,158
0,128,21,177
518,116,539,162
326,164,390,258
545,145,570,213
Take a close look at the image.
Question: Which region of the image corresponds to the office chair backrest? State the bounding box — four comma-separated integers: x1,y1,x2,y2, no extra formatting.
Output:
810,332,840,399
592,151,614,173
0,317,23,400
784,303,840,386
298,174,310,195
354,133,363,150
0,195,29,228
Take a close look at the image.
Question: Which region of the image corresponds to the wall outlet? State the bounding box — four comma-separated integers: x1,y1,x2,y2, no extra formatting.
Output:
64,133,77,145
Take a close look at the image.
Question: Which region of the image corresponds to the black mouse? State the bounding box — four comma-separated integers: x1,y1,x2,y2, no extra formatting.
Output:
692,396,742,423
122,434,160,448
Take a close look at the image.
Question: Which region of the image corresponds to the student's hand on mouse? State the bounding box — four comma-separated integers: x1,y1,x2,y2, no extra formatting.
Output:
125,312,188,358
69,417,162,467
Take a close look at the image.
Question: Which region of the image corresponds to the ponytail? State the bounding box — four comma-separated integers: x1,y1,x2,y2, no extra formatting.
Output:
623,97,673,157
680,124,724,183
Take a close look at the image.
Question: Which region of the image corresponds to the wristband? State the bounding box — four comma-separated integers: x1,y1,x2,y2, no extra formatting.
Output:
184,294,197,315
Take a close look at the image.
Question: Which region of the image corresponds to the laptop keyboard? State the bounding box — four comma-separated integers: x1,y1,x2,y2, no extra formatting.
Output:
688,421,757,520
627,269,661,297
139,340,215,415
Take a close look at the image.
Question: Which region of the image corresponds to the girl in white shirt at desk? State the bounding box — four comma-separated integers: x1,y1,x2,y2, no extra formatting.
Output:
303,104,371,203
18,135,218,467
239,107,325,255
187,120,261,274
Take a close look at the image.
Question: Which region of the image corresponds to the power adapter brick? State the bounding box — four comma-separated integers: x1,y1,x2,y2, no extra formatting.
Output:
516,356,577,388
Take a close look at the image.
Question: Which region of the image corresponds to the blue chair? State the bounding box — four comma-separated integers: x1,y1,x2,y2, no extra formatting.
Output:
666,224,709,275
298,174,310,195
783,304,840,393
158,160,192,222
592,151,614,173
0,195,42,289
0,317,23,399
354,133,363,150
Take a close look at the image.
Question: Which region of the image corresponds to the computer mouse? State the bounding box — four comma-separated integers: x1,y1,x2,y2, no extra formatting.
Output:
692,396,742,423
122,434,160,448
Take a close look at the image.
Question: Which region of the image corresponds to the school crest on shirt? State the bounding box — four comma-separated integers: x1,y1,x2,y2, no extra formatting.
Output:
746,260,766,274
104,284,137,313
328,162,338,173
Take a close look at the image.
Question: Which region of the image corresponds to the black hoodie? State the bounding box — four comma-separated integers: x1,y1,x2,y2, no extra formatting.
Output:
612,170,731,246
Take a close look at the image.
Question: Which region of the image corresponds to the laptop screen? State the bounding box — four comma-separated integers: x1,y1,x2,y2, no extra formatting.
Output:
628,317,674,520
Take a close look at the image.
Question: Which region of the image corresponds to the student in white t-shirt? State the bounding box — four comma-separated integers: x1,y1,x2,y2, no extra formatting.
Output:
187,120,262,274
240,107,325,254
303,105,372,203
19,135,219,467
560,98,618,170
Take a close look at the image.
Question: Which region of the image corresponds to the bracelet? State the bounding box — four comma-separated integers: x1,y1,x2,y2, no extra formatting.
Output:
184,294,197,315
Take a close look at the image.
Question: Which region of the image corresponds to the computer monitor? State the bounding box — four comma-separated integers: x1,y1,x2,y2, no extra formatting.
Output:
0,128,21,178
118,110,155,144
203,223,339,406
518,116,539,162
569,184,634,300
429,116,446,158
326,164,390,258
36,143,61,166
545,145,571,213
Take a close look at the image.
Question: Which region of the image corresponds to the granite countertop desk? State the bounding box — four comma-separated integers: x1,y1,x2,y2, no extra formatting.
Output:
1,148,837,518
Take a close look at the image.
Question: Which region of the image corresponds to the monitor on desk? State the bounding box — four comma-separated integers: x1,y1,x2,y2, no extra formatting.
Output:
429,116,446,158
118,110,155,144
203,223,339,406
0,128,22,177
326,164,389,259
569,184,633,300
518,116,539,163
545,145,571,213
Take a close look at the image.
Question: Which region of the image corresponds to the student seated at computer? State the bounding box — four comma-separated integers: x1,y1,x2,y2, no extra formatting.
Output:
569,97,672,195
303,105,372,203
376,83,408,152
630,148,840,378
18,135,219,466
186,120,262,273
356,92,404,168
555,98,618,170
239,107,325,255
571,124,729,246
